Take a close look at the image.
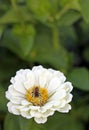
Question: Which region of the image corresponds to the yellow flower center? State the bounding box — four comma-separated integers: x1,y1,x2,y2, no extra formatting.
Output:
26,86,48,106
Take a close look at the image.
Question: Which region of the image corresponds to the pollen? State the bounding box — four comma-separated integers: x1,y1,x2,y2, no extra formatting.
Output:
25,86,48,106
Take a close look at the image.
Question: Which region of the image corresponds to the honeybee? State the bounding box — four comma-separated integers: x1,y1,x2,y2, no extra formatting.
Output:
34,87,39,97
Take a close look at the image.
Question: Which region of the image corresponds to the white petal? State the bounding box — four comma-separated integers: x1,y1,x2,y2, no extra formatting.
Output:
48,69,66,82
20,107,32,119
29,106,40,110
32,65,43,71
6,86,25,104
47,77,62,94
5,91,11,100
7,102,20,115
39,70,52,88
39,103,53,113
12,69,32,84
58,104,71,113
42,110,54,117
34,117,47,124
66,94,73,103
30,110,42,118
23,73,35,90
16,69,25,75
51,100,66,110
20,111,32,119
7,102,13,113
8,85,24,97
21,100,31,106
10,96,24,104
39,72,48,88
14,74,25,83
11,106,20,115
10,77,15,84
13,82,26,94
16,69,31,79
32,66,44,86
59,99,66,108
20,106,30,111
49,89,66,101
61,82,73,92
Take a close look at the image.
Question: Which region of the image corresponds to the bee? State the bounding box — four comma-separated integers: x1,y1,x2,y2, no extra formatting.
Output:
34,87,39,97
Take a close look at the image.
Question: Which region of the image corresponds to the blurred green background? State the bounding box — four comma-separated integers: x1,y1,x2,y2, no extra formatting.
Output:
0,0,89,130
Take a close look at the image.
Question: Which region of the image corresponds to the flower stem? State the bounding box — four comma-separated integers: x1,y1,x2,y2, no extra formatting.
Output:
55,4,70,20
11,0,17,12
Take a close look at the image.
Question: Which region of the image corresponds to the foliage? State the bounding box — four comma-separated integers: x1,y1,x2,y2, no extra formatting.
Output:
0,0,89,130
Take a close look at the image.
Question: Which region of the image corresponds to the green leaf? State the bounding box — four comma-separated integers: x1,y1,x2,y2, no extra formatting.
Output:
0,9,20,24
58,10,81,26
59,0,71,6
79,0,89,23
59,0,80,10
29,26,69,72
2,24,35,57
0,84,7,112
1,29,21,57
77,105,89,121
12,24,36,56
26,0,51,22
69,0,80,11
59,26,78,49
4,113,46,130
68,68,89,91
0,7,33,24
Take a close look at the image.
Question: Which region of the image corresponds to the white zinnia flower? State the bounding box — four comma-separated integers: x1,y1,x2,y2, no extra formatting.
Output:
6,65,73,124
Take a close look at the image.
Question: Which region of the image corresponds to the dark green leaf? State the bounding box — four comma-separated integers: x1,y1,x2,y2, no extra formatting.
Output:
68,68,89,91
77,105,89,121
0,25,4,38
44,112,83,130
83,48,89,63
59,26,78,49
1,29,22,57
2,24,35,57
58,10,81,26
80,21,89,43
